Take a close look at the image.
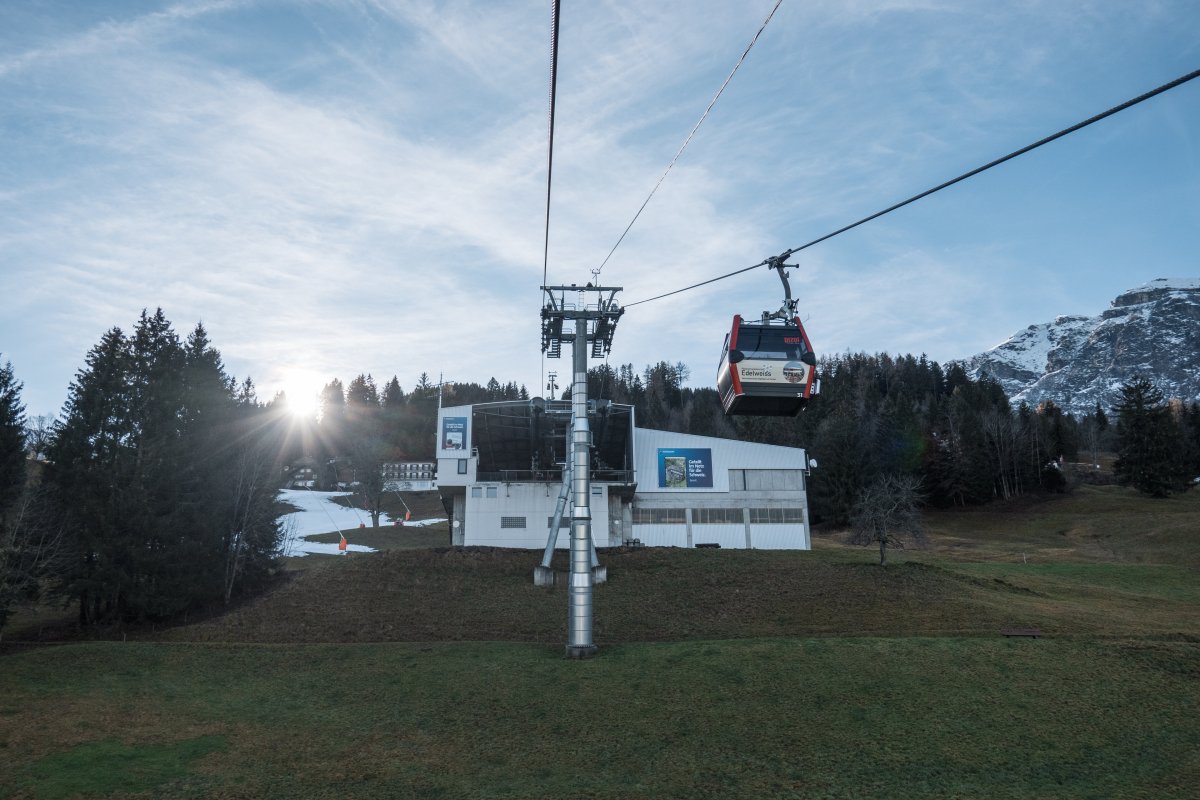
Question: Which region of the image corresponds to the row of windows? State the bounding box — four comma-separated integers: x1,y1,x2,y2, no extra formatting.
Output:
470,485,603,499
632,508,804,525
729,469,805,491
749,507,804,524
633,508,687,525
691,507,744,525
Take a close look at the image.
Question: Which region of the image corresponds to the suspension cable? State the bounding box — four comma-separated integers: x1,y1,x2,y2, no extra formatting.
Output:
540,0,562,390
591,0,786,282
625,65,1200,309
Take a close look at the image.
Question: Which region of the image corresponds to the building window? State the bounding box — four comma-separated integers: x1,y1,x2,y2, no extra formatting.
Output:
632,508,686,525
500,516,527,529
470,486,482,498
691,508,743,524
486,486,498,498
743,470,803,491
749,507,805,524
457,459,467,475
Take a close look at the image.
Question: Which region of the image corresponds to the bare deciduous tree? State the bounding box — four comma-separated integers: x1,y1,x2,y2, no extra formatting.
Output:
850,473,925,566
24,414,55,461
223,437,282,604
0,486,68,634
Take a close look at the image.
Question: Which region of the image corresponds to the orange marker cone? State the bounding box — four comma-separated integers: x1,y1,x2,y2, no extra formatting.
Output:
338,535,347,553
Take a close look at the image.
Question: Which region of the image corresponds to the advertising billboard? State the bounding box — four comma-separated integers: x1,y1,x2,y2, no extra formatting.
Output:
441,416,468,451
657,448,713,488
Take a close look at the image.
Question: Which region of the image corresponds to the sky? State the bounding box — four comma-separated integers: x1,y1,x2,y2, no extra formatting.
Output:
2,0,1198,418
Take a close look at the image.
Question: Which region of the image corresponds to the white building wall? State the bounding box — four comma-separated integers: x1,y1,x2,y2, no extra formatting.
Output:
632,428,810,492
464,482,611,550
690,524,746,548
632,427,811,550
749,526,803,549
634,526,689,548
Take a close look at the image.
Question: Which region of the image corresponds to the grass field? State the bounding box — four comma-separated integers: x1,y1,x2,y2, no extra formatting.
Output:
3,638,1197,799
1,485,1197,798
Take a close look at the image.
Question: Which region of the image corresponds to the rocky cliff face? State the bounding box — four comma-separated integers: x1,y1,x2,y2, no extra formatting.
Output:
959,278,1200,415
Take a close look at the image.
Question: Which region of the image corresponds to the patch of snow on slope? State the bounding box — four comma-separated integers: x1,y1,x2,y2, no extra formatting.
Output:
279,489,383,556
1131,277,1200,292
988,324,1053,373
277,489,448,556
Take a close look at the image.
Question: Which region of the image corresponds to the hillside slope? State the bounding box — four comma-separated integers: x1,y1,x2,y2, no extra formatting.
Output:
160,486,1200,645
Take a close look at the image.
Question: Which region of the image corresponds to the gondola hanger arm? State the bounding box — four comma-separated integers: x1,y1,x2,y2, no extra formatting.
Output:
763,251,799,322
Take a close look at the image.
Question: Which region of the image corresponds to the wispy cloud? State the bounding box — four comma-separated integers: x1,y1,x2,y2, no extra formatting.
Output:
0,0,242,79
2,0,1197,415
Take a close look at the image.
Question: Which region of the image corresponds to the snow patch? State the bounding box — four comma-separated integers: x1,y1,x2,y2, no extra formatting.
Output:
1128,277,1200,292
277,488,447,556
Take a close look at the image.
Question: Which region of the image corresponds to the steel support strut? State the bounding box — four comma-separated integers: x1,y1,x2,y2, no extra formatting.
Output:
566,319,596,658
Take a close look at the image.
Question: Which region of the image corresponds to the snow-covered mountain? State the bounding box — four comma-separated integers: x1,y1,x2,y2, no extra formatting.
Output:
959,278,1200,415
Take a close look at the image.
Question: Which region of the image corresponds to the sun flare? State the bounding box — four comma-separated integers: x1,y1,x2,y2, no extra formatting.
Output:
278,371,322,419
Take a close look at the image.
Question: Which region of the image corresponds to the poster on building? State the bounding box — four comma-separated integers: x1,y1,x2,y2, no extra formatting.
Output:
441,416,468,451
657,448,713,488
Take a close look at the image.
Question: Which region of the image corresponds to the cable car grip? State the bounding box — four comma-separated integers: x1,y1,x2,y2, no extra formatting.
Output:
763,252,799,322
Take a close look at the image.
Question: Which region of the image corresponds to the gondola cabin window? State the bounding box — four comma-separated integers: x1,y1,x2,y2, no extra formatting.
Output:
738,327,810,361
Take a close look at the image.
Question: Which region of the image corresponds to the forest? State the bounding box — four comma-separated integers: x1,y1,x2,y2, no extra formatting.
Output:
3,311,1199,631
306,356,1200,520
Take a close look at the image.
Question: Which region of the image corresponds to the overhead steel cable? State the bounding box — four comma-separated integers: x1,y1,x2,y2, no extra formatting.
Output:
540,0,562,390
541,0,561,296
591,0,786,281
626,65,1200,309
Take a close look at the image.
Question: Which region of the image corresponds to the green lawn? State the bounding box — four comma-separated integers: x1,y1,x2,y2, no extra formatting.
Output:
2,637,1197,799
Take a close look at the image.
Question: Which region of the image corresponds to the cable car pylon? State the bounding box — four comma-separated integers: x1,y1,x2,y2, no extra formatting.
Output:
539,283,623,659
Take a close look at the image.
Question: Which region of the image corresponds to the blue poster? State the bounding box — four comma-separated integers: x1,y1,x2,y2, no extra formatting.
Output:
657,448,713,488
441,416,468,451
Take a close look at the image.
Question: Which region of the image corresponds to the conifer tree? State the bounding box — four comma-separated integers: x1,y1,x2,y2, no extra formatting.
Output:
1113,377,1188,497
1186,403,1200,477
0,358,35,631
0,358,27,525
346,374,379,409
381,376,405,408
47,327,132,624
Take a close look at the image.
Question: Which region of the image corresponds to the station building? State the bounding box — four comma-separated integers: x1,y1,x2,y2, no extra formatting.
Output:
436,400,812,550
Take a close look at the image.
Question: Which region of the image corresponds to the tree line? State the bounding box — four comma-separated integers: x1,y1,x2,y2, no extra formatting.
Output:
3,323,1197,631
2,311,283,631
578,355,1199,522
302,355,1199,526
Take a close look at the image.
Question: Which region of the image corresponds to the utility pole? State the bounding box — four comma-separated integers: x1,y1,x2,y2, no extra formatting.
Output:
540,283,622,659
